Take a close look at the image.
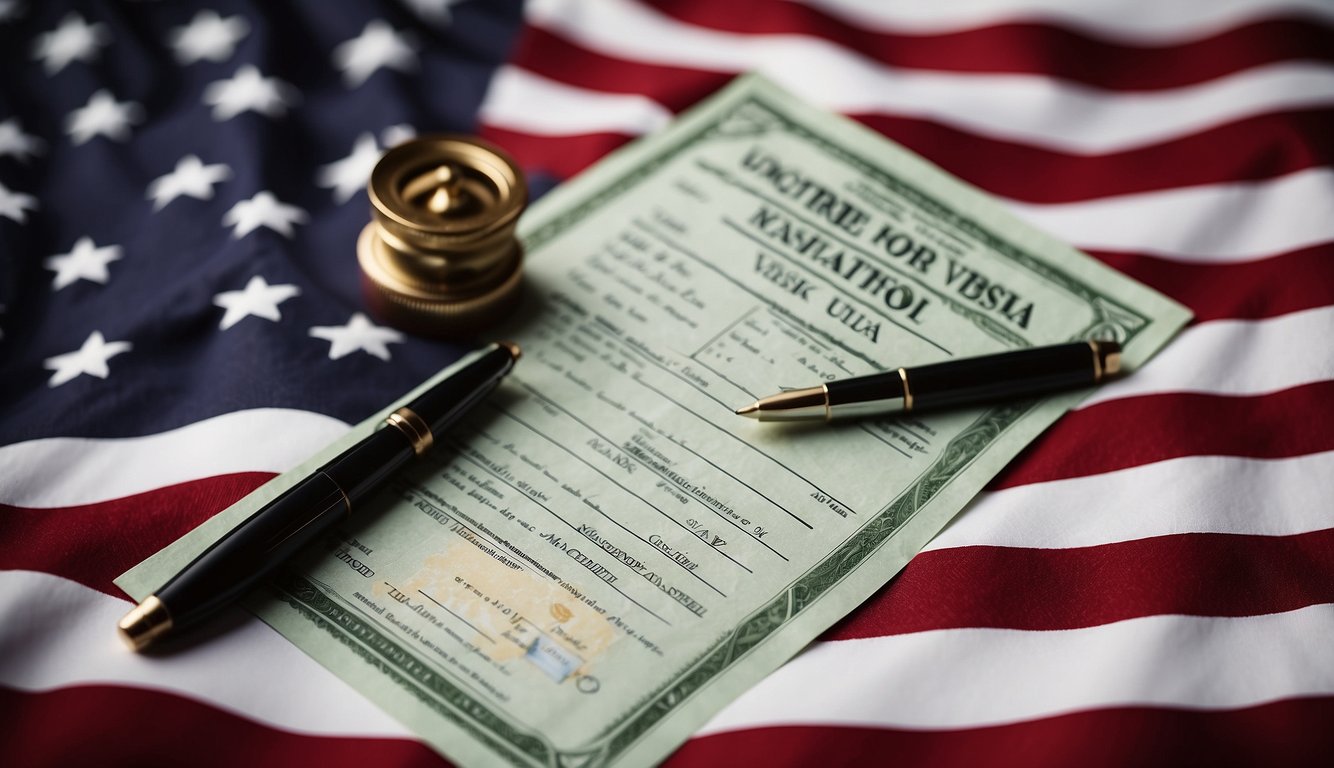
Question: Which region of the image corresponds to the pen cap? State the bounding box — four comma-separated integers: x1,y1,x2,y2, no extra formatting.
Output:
358,136,528,337
907,340,1120,411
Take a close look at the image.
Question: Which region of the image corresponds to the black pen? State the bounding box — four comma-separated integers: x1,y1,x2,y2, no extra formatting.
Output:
118,341,520,651
735,340,1120,422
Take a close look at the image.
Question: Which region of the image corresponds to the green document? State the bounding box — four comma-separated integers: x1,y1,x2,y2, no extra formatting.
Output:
120,74,1190,767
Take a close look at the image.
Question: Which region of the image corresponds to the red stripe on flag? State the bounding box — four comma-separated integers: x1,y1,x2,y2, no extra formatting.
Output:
0,473,273,596
498,29,1334,202
824,528,1334,639
508,26,730,112
665,698,1334,768
14,685,1331,768
9,382,1333,599
854,109,1334,204
479,125,635,181
0,684,447,768
993,382,1334,489
639,0,1334,90
1089,242,1334,323
485,106,1334,204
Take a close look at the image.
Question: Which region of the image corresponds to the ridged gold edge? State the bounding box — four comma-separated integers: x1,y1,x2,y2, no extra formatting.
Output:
359,224,521,303
357,225,525,336
367,267,523,322
373,214,519,267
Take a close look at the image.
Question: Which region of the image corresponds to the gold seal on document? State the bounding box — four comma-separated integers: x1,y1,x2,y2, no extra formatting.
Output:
358,135,528,337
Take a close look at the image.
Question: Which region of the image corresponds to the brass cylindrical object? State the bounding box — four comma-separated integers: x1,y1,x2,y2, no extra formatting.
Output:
358,135,527,337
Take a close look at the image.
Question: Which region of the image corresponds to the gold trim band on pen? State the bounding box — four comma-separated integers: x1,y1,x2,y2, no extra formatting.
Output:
1101,342,1122,377
386,407,434,455
1088,340,1103,381
335,481,352,520
898,368,913,412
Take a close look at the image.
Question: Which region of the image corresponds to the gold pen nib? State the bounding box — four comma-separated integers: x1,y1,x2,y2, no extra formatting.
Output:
733,386,830,422
118,595,173,652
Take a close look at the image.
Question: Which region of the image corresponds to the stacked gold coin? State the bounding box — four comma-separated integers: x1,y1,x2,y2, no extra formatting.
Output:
358,136,527,337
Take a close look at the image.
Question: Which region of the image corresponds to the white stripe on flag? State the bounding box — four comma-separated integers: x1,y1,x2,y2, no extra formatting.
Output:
798,0,1334,40
1081,305,1334,407
517,0,1334,152
0,408,348,509
3,308,1328,509
1009,168,1334,262
0,570,412,739
928,451,1334,552
484,68,1334,262
6,570,1332,742
479,67,673,137
699,602,1334,733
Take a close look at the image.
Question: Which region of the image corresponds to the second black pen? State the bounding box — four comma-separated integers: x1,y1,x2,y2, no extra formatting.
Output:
735,340,1121,422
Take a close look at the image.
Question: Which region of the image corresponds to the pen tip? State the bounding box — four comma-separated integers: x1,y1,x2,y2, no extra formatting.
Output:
117,595,173,652
735,403,760,419
497,341,521,361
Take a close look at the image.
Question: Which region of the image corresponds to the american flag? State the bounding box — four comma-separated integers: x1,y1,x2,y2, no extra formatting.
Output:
2,0,1332,765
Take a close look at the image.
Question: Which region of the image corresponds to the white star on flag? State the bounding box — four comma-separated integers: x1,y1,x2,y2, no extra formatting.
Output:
0,0,24,23
203,65,298,121
169,10,249,64
44,331,132,387
148,155,232,210
403,0,467,24
332,20,418,88
382,123,416,148
0,118,45,162
45,236,122,290
213,275,300,330
32,12,108,74
316,133,383,203
0,181,37,223
309,313,404,361
222,191,308,238
65,90,143,145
